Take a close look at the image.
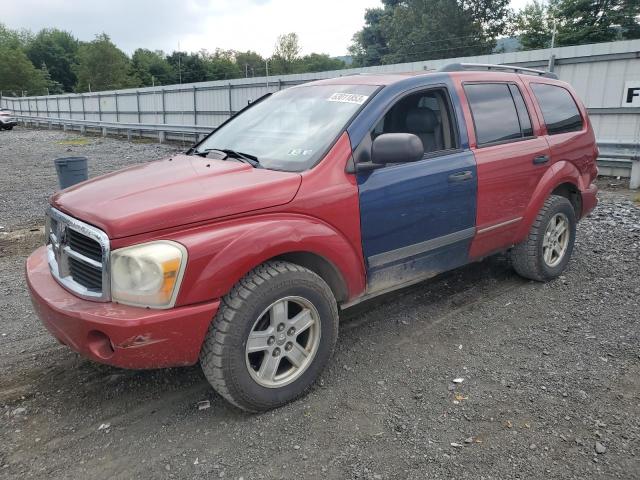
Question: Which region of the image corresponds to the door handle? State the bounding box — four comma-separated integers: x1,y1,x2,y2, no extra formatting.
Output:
533,154,550,165
448,170,473,182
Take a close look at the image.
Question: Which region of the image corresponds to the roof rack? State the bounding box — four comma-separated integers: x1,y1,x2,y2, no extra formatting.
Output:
440,63,558,79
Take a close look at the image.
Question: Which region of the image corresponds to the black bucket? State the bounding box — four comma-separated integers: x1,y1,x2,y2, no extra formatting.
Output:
54,157,88,189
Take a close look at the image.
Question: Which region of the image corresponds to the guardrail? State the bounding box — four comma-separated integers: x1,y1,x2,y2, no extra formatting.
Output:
12,115,640,189
597,142,640,189
14,114,214,143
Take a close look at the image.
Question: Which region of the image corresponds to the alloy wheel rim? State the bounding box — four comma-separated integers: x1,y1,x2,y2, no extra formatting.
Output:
245,296,321,388
542,212,570,268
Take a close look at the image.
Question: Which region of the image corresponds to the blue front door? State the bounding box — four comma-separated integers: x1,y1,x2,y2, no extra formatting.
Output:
354,85,477,294
358,151,477,293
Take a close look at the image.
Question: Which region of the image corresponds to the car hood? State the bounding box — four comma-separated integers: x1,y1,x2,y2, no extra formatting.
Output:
51,154,302,238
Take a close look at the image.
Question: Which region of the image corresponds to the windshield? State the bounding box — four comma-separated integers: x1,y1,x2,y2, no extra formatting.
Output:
195,84,378,171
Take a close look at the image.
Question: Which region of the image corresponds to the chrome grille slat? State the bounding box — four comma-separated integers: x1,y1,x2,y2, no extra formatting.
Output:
45,207,111,302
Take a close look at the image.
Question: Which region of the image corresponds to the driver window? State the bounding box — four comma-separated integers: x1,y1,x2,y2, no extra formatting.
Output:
372,88,458,155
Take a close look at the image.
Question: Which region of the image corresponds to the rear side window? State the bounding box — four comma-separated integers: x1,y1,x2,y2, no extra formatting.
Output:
531,83,583,135
464,83,533,146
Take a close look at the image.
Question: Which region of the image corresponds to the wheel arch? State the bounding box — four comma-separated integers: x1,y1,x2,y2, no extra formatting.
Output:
515,161,584,242
173,214,366,307
272,251,349,303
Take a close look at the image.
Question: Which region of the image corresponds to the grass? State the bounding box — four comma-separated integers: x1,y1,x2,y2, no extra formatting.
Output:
56,137,91,146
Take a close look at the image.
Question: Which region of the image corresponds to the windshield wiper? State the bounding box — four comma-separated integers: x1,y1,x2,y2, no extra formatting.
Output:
196,148,261,168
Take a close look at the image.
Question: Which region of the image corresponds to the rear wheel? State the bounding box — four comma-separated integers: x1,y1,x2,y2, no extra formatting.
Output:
200,261,339,412
511,195,576,281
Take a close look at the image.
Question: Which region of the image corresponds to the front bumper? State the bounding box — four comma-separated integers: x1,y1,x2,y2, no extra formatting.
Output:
26,246,219,369
1,120,17,127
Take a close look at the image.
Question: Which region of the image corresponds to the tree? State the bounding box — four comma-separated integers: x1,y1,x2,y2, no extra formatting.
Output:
297,53,346,73
26,28,78,92
166,51,208,83
39,62,64,94
514,0,553,49
0,46,47,95
349,0,512,65
74,34,137,91
515,0,640,50
271,33,301,74
348,7,391,67
554,0,640,46
202,49,242,80
235,50,265,77
132,48,175,86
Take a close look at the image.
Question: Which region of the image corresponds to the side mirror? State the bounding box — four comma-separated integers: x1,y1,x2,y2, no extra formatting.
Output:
372,133,424,165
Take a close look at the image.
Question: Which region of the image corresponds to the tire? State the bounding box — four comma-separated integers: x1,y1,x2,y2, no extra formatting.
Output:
200,261,339,412
511,195,576,282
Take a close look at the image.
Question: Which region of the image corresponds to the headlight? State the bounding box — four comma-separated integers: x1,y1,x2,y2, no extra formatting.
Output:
110,241,187,309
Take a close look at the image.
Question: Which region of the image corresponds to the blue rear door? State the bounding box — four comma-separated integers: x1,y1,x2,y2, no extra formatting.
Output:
352,83,477,294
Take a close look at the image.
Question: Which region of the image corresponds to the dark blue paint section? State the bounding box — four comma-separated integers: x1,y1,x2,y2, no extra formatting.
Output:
366,239,472,294
358,150,477,260
347,73,470,151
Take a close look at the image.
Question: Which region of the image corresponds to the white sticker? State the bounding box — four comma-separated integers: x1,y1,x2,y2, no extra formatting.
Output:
328,93,369,105
302,149,313,156
288,149,302,156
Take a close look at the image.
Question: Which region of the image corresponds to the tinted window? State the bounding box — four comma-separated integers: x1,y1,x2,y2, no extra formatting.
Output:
509,84,533,137
531,83,583,135
465,83,523,145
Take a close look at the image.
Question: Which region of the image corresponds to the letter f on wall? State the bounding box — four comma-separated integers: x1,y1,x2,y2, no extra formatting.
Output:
626,87,640,104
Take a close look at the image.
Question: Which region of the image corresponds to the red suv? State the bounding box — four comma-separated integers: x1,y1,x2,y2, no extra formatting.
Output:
26,64,598,411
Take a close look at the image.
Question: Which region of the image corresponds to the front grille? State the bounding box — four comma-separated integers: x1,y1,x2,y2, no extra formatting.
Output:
46,207,110,301
68,229,102,262
68,257,103,290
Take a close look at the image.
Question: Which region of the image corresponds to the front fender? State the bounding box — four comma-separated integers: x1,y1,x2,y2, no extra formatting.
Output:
514,160,586,242
171,213,366,307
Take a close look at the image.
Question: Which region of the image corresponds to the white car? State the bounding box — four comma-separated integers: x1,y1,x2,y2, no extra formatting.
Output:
0,109,17,130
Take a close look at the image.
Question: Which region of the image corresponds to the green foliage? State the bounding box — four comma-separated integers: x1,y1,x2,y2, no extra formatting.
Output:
0,45,47,95
270,33,301,74
2,0,639,97
349,0,511,65
515,0,553,49
516,0,640,48
235,50,266,77
26,28,78,92
297,53,345,73
74,34,138,92
132,49,175,86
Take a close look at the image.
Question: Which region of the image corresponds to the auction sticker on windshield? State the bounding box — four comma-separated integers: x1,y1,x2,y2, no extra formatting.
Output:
328,93,369,104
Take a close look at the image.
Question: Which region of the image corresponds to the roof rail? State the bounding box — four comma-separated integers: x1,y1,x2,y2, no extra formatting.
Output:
440,63,558,79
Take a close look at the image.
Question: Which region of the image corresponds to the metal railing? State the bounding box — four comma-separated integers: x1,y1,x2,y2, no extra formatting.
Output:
14,114,215,142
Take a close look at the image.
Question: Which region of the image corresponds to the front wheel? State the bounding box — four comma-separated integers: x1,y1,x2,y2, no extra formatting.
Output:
200,261,339,412
511,195,577,281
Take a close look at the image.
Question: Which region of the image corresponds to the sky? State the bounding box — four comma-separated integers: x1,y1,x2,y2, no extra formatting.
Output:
3,0,532,58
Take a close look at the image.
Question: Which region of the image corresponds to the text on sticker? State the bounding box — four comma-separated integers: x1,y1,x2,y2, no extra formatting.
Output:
328,93,369,105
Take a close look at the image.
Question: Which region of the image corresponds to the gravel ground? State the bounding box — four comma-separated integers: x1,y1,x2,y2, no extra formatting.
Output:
1,126,639,479
0,127,181,230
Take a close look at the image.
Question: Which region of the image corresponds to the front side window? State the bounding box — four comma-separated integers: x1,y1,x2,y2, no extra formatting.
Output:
531,83,583,135
464,83,531,146
195,84,378,171
370,88,458,155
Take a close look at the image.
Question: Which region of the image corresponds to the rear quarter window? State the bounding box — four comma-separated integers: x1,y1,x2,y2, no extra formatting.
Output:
531,83,583,135
464,83,532,146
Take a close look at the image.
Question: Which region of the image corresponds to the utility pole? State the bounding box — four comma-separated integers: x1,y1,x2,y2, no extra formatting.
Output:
178,42,182,84
265,60,269,89
548,18,557,72
245,64,249,78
